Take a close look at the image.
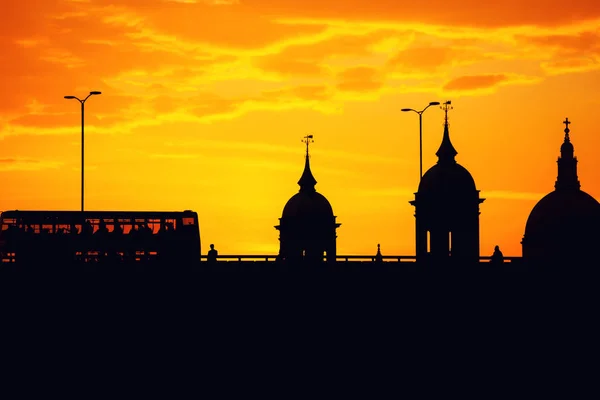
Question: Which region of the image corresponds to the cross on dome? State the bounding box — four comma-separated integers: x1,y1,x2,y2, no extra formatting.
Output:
563,117,571,135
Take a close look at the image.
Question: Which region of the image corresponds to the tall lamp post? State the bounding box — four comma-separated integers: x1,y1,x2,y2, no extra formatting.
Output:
401,101,440,180
64,91,102,212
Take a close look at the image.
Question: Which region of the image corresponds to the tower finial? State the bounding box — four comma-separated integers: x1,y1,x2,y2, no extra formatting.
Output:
302,134,314,158
441,100,453,126
298,134,317,192
436,101,457,164
556,117,580,191
563,117,571,140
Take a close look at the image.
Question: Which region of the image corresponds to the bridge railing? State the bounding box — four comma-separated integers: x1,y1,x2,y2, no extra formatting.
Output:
200,255,522,263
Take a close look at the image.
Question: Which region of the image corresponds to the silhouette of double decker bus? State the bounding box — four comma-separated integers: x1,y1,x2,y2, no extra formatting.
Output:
0,210,200,265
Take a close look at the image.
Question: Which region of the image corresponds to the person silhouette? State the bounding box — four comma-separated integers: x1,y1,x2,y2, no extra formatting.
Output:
490,245,504,265
207,244,218,264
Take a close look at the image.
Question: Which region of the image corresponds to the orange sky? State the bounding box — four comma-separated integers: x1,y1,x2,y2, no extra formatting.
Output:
1,0,600,256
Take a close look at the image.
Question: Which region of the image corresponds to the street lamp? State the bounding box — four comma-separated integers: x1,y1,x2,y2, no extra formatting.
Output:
401,101,440,180
64,91,102,212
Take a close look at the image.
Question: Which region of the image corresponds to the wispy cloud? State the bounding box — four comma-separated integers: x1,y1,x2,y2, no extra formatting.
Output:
0,158,63,171
483,190,545,201
352,187,547,201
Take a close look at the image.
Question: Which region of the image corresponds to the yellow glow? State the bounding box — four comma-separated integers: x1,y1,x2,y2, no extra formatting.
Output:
2,0,600,256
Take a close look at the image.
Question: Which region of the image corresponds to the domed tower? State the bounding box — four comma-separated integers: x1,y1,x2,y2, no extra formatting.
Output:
409,102,485,266
275,135,341,264
522,118,600,266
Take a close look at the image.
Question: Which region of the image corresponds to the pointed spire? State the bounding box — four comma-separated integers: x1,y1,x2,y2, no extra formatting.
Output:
298,134,317,192
555,118,580,191
436,100,458,164
375,243,383,262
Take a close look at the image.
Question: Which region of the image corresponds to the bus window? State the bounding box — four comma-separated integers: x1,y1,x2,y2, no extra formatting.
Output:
164,219,176,231
147,219,160,234
1,218,17,230
56,224,70,234
182,217,195,226
103,219,114,233
116,219,130,233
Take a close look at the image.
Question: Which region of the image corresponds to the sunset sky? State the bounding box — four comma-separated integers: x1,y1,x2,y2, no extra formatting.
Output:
1,0,600,256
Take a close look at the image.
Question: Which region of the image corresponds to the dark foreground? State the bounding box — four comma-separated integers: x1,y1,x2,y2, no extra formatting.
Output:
2,258,597,395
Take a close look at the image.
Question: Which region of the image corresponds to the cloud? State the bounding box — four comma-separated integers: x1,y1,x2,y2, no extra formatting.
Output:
254,57,329,77
336,66,383,92
444,74,508,91
1,0,599,144
386,45,487,74
483,190,546,201
442,74,541,94
0,158,63,171
542,57,600,75
517,31,600,52
352,187,547,201
148,153,199,159
161,138,409,166
515,30,600,75
252,1,600,28
257,30,400,64
165,0,240,4
100,0,328,50
261,85,332,101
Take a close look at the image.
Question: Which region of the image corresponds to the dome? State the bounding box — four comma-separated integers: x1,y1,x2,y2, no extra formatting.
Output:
524,190,600,237
418,162,477,195
417,111,477,195
282,191,334,219
280,144,335,220
561,140,573,154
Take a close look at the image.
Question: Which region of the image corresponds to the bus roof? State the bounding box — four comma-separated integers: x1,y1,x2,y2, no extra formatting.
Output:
0,210,198,220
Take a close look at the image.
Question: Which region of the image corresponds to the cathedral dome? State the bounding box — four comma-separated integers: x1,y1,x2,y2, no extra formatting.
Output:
522,118,600,263
280,138,335,220
282,191,334,219
418,162,476,195
524,190,600,238
417,108,477,195
275,135,341,264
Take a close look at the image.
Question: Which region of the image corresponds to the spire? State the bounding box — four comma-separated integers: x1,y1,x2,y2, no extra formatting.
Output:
298,134,317,192
435,100,458,164
560,117,574,157
555,118,580,191
375,243,383,263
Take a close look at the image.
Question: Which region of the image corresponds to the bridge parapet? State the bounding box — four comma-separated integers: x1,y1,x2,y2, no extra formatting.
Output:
200,255,522,263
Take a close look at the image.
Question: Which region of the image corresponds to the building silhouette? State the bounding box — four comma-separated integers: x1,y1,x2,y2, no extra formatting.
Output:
275,135,341,263
521,119,600,266
410,102,485,266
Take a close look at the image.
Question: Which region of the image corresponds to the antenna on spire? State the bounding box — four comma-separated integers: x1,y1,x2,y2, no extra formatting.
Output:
302,134,314,157
441,101,453,125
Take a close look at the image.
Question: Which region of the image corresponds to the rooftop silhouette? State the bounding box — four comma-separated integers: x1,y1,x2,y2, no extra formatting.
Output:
1,97,598,270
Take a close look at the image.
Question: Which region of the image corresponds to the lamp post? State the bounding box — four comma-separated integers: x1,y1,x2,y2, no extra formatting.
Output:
64,91,102,212
401,101,440,180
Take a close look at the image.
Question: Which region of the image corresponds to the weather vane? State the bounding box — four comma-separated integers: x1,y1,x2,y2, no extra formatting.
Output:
441,100,453,124
302,134,314,157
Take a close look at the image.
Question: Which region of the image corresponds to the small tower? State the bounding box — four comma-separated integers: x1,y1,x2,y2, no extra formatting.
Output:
410,102,485,266
375,244,383,263
555,118,580,191
275,135,341,264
